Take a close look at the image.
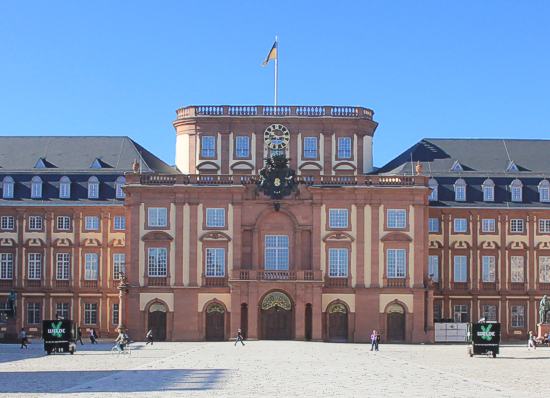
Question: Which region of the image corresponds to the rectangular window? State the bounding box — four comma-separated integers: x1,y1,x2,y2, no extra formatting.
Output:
88,182,99,199
56,253,70,280
455,186,466,201
453,304,469,323
540,187,550,203
329,209,348,229
511,305,525,327
206,248,225,277
84,303,97,325
481,304,497,322
148,248,167,277
387,209,407,229
27,253,42,280
31,182,42,199
112,303,119,325
3,181,13,199
113,253,126,279
0,253,14,279
511,256,525,283
264,235,289,270
510,219,524,233
428,255,439,282
85,216,99,231
539,256,550,283
481,256,496,283
453,256,467,282
511,187,522,202
55,303,70,320
428,218,439,233
433,302,442,322
27,302,41,324
337,137,352,159
454,218,467,233
539,219,550,233
303,137,318,159
1,216,15,230
481,218,496,233
148,208,167,227
235,136,250,158
59,182,70,199
206,208,225,228
387,249,406,278
57,216,71,231
84,253,98,280
429,185,438,201
28,216,43,231
113,216,126,231
483,186,494,202
328,248,348,277
201,136,216,158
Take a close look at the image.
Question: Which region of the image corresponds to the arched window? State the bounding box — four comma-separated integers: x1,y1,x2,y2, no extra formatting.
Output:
428,178,438,201
88,176,99,199
454,178,466,202
482,178,495,202
2,176,14,199
510,179,523,202
539,180,550,203
59,176,71,199
31,176,42,199
115,176,126,199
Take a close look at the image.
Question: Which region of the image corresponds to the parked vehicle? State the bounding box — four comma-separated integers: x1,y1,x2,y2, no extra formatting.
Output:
467,322,500,358
42,320,77,355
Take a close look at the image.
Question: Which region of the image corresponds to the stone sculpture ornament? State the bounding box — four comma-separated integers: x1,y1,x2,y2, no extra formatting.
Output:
257,154,297,201
539,295,550,324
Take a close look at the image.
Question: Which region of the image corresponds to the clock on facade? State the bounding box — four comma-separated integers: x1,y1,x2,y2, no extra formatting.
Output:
264,124,290,150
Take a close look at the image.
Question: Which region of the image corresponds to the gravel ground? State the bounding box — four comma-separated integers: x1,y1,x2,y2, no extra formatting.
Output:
0,340,548,397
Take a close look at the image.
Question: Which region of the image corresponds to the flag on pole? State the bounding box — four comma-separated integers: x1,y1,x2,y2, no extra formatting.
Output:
262,41,278,66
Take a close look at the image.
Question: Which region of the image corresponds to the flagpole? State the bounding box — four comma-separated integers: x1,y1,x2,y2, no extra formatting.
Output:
274,35,278,106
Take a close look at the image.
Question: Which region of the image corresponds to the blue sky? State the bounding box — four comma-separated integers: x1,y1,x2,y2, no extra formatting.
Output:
1,1,549,167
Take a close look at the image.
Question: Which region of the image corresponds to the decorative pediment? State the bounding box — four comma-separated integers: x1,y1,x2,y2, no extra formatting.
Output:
110,238,126,247
199,231,232,242
142,231,174,242
24,238,46,248
507,241,528,250
478,240,500,250
53,238,73,247
82,238,101,247
0,238,16,247
450,240,471,249
299,161,322,171
333,161,357,171
197,161,220,171
429,240,443,249
381,232,412,242
323,231,355,242
536,241,550,250
230,161,254,171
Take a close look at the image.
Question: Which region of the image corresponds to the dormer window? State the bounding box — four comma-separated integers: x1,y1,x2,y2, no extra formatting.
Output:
428,178,438,201
2,176,14,199
115,176,126,199
454,178,466,201
506,161,519,172
539,180,550,203
31,176,42,199
88,176,99,199
482,178,495,202
450,160,463,172
59,176,71,199
510,179,523,202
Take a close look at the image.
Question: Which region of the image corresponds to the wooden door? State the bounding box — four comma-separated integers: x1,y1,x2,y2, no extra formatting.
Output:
305,304,312,341
148,311,166,341
387,312,405,342
328,312,348,342
206,310,225,341
261,307,292,340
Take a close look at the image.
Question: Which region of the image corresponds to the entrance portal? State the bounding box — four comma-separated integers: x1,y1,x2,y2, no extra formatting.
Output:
328,303,348,342
205,303,225,341
148,303,167,341
260,292,293,340
386,303,405,342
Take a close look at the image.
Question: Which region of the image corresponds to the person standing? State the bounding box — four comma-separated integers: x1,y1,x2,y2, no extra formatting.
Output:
370,330,379,351
528,330,536,350
76,327,84,345
145,329,153,345
234,328,245,346
19,328,28,349
89,328,97,344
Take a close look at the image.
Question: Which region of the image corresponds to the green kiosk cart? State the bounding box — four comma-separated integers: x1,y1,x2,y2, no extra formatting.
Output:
42,320,77,355
467,322,501,358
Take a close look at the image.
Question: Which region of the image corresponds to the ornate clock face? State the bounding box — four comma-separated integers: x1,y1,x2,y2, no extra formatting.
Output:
264,124,290,150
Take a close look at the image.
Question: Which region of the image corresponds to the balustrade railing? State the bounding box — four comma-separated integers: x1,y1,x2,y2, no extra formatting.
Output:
386,278,407,288
203,276,228,287
231,269,322,281
148,277,168,287
55,280,70,288
510,282,526,291
258,270,296,281
326,278,349,288
0,279,13,288
82,280,98,288
26,280,41,288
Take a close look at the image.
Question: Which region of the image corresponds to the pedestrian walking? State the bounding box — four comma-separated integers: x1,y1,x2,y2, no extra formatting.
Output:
77,327,84,345
145,329,153,345
528,330,536,350
370,330,379,351
234,328,245,346
19,328,28,349
89,328,97,344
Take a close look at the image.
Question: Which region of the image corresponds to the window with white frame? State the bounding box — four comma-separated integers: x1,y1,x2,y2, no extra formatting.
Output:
30,176,42,198
56,303,70,320
113,253,125,279
428,178,438,201
0,253,13,279
115,176,126,199
84,303,97,325
112,303,119,325
235,136,250,158
481,218,496,233
84,216,99,231
206,248,225,277
453,304,469,323
387,249,406,278
428,255,439,282
428,218,440,233
27,253,42,280
454,179,466,201
57,216,71,230
28,216,43,231
0,216,14,230
510,179,523,202
511,256,524,283
337,137,352,159
329,209,348,229
387,209,407,229
453,256,467,282
87,176,99,199
148,248,167,277
481,256,496,282
27,302,41,324
454,218,467,233
511,305,525,327
539,256,550,283
303,137,318,159
201,136,216,158
206,208,225,228
510,218,524,233
2,176,14,199
56,253,70,280
264,235,289,270
539,219,550,233
113,216,126,230
482,179,494,202
538,180,550,202
481,304,497,321
328,248,348,277
148,207,167,227
84,253,98,280
59,176,71,199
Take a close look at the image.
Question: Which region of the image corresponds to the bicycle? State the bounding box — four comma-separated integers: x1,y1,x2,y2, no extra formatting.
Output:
110,341,132,355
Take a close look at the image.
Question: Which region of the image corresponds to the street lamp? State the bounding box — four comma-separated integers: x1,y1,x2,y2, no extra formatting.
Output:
116,273,130,332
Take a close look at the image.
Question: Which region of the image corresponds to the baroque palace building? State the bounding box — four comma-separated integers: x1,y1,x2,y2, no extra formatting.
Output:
1,106,549,343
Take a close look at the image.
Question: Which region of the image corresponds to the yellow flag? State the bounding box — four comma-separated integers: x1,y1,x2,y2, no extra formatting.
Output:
262,41,278,66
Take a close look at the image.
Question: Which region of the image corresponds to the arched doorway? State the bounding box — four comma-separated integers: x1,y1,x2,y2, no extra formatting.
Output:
148,303,167,341
328,303,348,342
240,303,248,339
305,303,312,341
386,303,405,342
205,303,226,341
260,291,293,340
